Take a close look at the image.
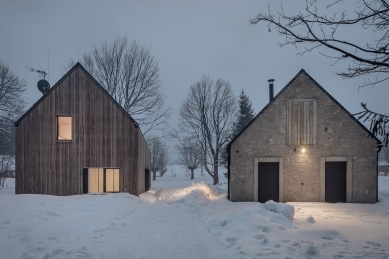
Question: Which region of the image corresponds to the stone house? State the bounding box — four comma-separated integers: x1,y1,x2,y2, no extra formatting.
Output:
227,69,381,203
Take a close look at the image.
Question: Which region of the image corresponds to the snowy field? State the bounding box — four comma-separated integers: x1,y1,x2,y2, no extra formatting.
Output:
1,165,389,259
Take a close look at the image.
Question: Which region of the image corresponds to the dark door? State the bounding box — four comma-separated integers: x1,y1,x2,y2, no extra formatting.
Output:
83,168,88,194
145,168,150,192
258,162,279,203
325,162,346,203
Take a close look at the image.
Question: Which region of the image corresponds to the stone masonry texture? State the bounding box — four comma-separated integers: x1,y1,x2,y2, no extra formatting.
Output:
229,70,378,203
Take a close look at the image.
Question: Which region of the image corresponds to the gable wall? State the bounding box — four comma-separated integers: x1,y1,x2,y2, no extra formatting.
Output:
15,66,147,196
230,73,377,203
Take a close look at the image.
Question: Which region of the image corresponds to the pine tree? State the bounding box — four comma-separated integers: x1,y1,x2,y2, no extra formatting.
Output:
232,89,255,137
220,89,255,169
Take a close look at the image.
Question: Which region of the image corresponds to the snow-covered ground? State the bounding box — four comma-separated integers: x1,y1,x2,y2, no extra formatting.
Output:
1,165,388,259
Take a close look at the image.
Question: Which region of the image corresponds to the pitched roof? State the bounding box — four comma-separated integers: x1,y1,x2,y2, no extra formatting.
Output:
14,62,139,127
228,69,381,146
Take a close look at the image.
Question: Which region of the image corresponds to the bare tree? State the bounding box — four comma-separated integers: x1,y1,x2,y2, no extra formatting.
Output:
147,135,169,180
0,155,13,189
0,60,26,189
65,36,172,135
379,141,389,162
179,75,237,185
176,136,201,180
250,0,389,144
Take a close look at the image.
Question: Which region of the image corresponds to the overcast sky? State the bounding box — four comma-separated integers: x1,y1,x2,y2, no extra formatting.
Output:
1,0,389,141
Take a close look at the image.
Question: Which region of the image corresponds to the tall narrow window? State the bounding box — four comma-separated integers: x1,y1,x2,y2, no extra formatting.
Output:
287,99,317,145
57,116,72,140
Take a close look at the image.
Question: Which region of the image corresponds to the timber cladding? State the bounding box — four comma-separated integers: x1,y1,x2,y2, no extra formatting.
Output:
15,63,151,196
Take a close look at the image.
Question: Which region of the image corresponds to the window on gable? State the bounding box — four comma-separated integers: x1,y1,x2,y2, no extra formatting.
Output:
287,99,317,145
57,116,72,140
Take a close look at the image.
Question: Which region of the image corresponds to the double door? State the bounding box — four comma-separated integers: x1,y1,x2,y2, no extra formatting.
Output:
83,168,120,193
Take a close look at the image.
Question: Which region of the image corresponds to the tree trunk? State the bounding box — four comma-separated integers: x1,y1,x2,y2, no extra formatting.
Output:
152,171,156,181
213,163,219,185
190,169,194,180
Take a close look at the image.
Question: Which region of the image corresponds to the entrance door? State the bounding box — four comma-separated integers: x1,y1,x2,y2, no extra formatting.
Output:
325,162,346,203
105,169,120,192
145,168,150,192
88,168,104,193
258,162,279,203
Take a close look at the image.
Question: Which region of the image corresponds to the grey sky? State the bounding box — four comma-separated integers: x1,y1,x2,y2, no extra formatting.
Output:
1,0,389,138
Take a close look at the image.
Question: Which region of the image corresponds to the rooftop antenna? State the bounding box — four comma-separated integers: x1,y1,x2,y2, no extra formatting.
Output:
27,66,50,95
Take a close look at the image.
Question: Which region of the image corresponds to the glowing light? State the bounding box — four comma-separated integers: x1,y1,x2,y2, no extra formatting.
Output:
302,148,306,153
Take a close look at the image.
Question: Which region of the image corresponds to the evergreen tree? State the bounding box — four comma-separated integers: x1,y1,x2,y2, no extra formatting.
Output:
232,89,255,137
220,89,255,169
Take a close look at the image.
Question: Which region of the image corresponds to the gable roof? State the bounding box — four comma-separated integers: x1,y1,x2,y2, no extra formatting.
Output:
228,69,381,147
14,62,139,127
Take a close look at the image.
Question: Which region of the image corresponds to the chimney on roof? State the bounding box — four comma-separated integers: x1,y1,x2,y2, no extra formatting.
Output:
268,79,275,102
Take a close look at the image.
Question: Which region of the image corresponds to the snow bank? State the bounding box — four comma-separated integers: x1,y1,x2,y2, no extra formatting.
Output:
140,181,225,204
264,200,295,220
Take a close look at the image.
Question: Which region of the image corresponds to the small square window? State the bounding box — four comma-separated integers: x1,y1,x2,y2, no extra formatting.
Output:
57,116,72,140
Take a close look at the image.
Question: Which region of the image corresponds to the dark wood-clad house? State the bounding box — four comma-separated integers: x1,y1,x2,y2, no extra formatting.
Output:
14,63,151,196
228,69,381,203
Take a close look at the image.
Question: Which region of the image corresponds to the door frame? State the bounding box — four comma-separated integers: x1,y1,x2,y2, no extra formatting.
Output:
319,156,352,202
253,157,283,202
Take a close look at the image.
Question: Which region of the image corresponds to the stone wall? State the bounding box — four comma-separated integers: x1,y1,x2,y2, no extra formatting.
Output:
230,71,378,203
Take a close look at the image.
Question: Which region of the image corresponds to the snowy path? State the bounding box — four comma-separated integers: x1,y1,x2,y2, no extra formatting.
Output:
85,198,230,259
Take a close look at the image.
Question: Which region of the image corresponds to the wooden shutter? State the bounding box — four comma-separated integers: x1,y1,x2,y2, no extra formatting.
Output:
287,99,317,145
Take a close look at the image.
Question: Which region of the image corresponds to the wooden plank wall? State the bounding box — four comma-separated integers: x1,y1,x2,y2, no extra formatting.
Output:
136,129,151,195
287,100,317,146
15,66,150,196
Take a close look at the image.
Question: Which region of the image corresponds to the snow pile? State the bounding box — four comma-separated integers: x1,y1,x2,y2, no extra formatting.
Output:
140,181,224,204
264,200,295,220
305,215,315,224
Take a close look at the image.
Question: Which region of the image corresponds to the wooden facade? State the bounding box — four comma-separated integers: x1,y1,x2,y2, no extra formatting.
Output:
15,63,151,196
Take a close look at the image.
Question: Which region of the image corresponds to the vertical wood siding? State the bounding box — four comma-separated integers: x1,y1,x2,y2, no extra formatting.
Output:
287,99,317,145
15,66,150,196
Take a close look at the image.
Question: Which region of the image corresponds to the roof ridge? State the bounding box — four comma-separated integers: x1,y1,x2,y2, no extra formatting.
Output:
14,62,139,128
228,68,380,146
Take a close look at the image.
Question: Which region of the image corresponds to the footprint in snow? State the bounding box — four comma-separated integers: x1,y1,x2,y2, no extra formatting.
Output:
258,225,272,233
366,241,381,247
255,234,265,240
226,237,238,244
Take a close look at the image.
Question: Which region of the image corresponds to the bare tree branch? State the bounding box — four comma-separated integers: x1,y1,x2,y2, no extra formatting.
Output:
174,136,201,179
0,60,26,189
146,135,169,180
179,75,237,185
250,0,389,87
64,36,172,135
251,0,389,145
